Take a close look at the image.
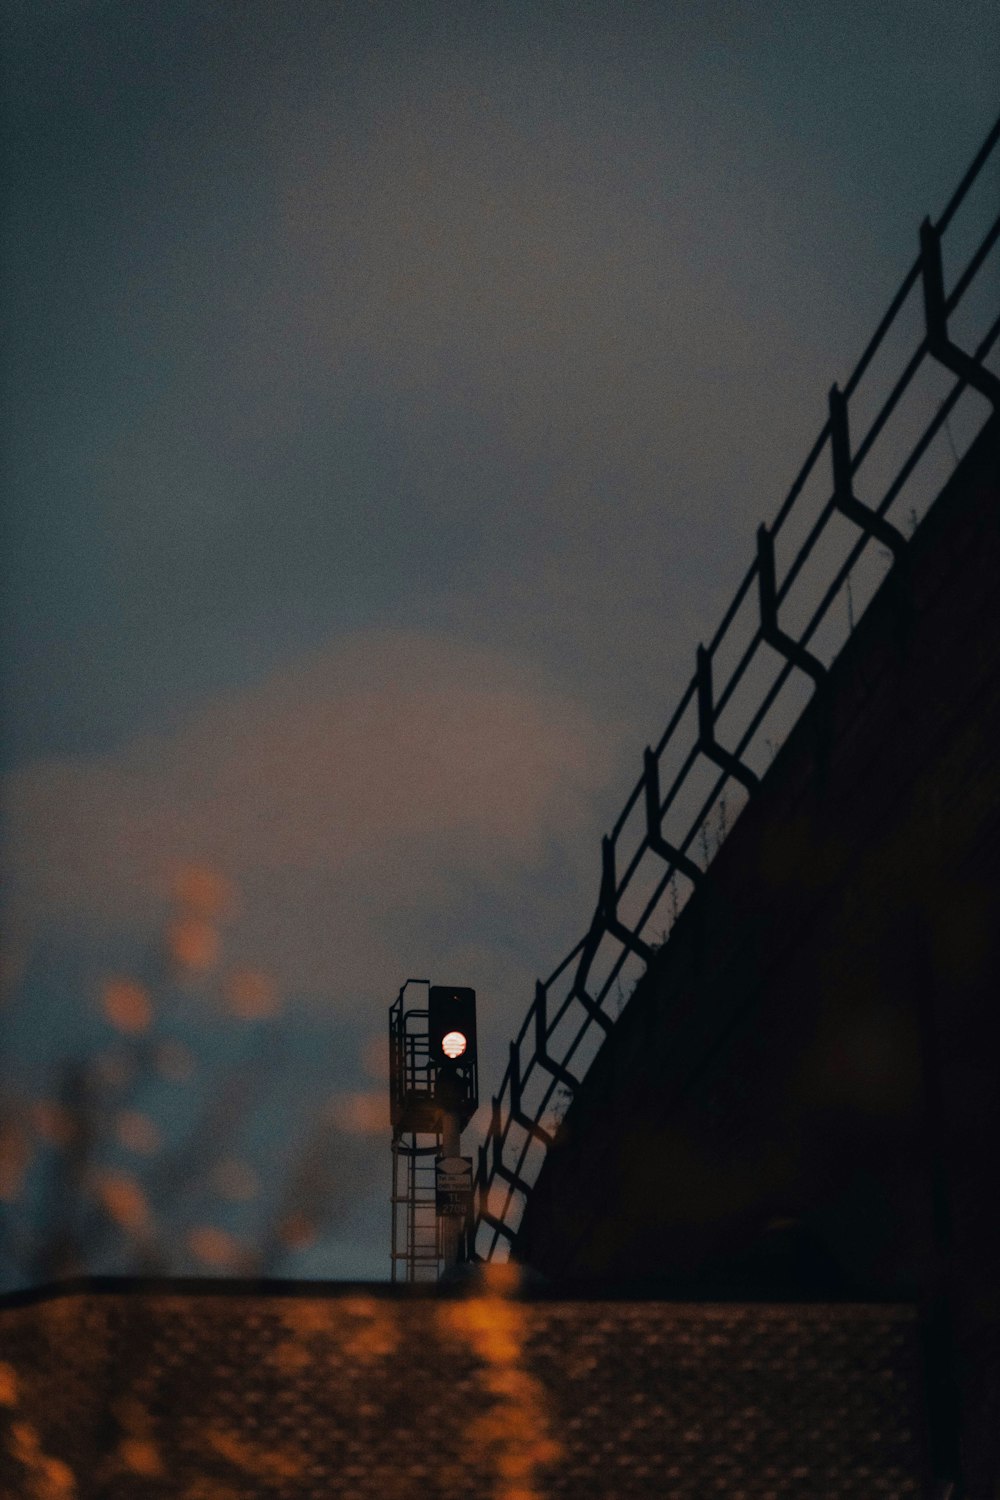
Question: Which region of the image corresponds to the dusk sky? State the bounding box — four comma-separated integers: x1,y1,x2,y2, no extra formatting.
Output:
2,1,997,1282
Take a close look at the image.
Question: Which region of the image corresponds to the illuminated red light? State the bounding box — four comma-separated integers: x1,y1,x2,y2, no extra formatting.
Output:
441,1030,467,1059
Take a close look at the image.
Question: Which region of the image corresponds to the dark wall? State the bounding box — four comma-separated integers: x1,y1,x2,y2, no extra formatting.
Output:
518,417,1000,1489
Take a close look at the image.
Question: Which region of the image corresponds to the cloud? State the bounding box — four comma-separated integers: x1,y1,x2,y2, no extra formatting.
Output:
3,629,615,1007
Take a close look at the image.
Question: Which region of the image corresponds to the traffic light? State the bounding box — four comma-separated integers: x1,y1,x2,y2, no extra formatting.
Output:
428,986,477,1068
428,986,478,1121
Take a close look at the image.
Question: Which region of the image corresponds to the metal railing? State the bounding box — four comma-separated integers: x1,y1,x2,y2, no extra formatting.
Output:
471,114,1000,1261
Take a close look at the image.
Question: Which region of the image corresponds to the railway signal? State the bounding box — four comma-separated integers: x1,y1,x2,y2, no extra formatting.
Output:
389,981,478,1280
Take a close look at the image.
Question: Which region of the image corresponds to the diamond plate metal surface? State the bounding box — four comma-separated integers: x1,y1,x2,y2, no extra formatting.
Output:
0,1284,929,1498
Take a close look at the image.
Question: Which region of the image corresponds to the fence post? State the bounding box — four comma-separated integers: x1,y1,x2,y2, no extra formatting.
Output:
643,748,703,884
920,217,1000,408
599,836,654,964
829,385,907,557
756,528,827,687
696,645,760,791
534,981,579,1093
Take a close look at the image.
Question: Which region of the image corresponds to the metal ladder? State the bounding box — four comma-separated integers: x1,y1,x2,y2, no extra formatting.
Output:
389,999,442,1282
391,1135,441,1281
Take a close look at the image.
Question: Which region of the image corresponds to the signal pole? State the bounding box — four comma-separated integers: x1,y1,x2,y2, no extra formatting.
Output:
439,1107,462,1269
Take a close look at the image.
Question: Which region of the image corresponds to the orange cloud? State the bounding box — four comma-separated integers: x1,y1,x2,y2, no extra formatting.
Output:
2,631,614,1001
331,1090,389,1137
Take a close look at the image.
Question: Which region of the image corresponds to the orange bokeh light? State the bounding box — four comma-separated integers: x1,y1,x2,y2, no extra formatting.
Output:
0,1125,31,1202
116,1111,161,1156
101,978,153,1035
188,1225,240,1269
30,1101,76,1148
171,865,232,919
211,1158,260,1202
121,1436,164,1478
166,915,219,973
94,1171,150,1234
278,1212,317,1251
222,968,279,1020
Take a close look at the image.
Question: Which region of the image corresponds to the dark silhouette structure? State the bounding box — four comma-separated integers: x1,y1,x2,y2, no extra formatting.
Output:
518,414,999,1491
468,116,1000,1496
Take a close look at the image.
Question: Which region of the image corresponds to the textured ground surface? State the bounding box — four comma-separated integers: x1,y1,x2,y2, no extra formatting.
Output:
0,1280,929,1498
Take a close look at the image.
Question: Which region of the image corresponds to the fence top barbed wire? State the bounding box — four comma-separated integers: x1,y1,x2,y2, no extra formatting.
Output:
471,113,1000,1262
